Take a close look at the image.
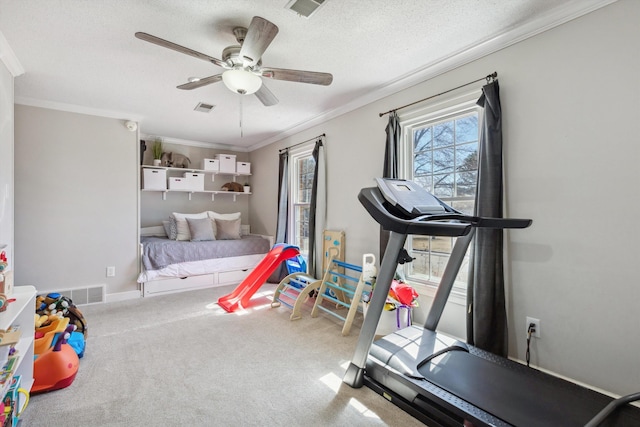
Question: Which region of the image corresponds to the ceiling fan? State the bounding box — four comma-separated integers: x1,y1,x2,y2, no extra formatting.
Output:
135,16,333,107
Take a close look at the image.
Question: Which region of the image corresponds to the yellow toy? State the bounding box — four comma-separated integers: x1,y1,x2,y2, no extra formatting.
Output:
34,317,70,355
34,314,51,328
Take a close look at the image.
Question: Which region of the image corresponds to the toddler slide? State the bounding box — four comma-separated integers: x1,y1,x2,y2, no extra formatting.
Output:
217,244,300,313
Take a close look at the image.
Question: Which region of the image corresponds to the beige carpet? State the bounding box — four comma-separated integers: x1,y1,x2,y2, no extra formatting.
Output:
21,283,424,426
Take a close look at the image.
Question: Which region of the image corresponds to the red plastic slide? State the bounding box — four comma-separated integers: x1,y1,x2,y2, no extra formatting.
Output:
217,244,300,313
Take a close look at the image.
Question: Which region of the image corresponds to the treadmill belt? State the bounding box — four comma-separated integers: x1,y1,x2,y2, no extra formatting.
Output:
417,351,608,427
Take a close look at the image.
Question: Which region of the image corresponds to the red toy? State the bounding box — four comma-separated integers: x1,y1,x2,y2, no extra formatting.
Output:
218,244,300,312
32,325,79,394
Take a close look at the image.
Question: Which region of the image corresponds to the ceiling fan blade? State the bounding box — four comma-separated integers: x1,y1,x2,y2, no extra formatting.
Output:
254,83,279,106
135,32,228,69
239,17,279,66
261,67,333,86
177,74,223,90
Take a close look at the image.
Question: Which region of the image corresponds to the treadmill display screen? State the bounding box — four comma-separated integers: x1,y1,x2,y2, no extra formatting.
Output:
393,184,411,191
375,178,446,216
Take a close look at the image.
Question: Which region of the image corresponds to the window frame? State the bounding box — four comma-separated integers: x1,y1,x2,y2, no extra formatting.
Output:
397,90,483,298
287,144,315,257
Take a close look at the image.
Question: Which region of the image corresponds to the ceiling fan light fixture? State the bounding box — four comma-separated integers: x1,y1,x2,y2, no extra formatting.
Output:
222,69,262,95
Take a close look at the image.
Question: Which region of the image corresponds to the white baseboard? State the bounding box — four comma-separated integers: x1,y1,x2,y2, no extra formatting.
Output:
105,290,142,303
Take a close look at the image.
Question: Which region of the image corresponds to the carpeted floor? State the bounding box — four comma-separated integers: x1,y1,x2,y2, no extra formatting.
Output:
21,284,424,426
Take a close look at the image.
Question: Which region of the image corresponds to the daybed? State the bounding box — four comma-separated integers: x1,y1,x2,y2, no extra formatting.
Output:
138,211,273,297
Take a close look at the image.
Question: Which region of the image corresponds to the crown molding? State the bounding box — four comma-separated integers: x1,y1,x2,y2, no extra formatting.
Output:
15,96,144,123
0,31,24,77
248,0,617,151
16,96,247,151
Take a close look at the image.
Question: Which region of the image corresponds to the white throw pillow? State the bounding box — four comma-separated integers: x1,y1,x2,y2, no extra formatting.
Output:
172,212,209,241
207,211,241,220
140,225,166,237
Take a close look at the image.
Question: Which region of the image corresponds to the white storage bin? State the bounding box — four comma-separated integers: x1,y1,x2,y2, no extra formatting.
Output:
202,158,219,172
183,172,204,191
215,154,237,174
143,168,167,190
168,177,190,190
236,161,251,174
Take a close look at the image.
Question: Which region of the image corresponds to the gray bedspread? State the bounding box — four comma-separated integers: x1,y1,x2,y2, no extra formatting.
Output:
141,235,271,271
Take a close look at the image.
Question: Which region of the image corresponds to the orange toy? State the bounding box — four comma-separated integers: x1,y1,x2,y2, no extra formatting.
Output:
34,317,70,355
32,325,79,394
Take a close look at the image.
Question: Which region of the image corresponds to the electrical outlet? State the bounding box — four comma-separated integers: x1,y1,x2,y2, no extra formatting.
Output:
526,316,540,338
106,266,116,277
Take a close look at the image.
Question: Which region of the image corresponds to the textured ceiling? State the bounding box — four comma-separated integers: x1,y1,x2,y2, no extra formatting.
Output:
0,0,612,150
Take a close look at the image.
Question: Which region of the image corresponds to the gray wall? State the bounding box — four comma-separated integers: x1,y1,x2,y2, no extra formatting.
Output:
249,1,640,396
0,62,13,270
14,106,139,297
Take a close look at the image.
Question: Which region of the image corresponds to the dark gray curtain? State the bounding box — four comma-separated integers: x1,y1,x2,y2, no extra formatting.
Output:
466,80,507,356
269,150,289,282
379,111,400,259
275,150,289,244
307,138,323,277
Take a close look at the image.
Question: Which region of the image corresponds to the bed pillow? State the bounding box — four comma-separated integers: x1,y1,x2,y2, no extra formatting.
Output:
141,225,167,237
207,211,241,238
215,218,242,240
163,219,178,240
172,212,209,241
186,217,216,242
207,211,241,221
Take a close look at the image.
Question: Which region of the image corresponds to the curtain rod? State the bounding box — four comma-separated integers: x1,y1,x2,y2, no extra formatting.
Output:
379,71,498,117
279,133,325,153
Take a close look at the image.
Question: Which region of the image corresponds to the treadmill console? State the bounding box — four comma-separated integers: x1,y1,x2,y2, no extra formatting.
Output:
375,178,445,217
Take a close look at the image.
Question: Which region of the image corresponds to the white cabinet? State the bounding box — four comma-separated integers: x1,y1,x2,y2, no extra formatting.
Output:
0,286,36,396
140,166,251,201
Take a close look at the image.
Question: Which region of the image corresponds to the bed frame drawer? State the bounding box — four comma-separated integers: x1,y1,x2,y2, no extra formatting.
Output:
143,274,214,296
218,268,253,285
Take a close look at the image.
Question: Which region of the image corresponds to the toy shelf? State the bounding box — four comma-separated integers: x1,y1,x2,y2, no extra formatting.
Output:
0,285,36,395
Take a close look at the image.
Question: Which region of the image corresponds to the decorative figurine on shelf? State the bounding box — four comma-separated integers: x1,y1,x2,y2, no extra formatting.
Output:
161,152,191,168
0,251,7,274
221,182,243,192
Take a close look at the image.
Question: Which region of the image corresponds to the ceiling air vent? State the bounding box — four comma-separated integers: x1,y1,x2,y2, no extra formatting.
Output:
285,0,327,18
194,102,215,113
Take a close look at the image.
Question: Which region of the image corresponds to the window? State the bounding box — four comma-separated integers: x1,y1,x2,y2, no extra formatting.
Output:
289,147,315,256
402,104,480,292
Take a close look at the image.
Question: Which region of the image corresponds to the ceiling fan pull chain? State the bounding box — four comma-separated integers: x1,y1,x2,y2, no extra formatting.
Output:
239,95,243,138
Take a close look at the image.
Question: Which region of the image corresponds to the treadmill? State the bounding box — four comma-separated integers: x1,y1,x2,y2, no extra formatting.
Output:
343,178,640,427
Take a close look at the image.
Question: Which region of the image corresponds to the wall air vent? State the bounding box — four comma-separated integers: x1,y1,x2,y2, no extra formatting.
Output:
194,102,215,113
54,284,105,306
284,0,327,18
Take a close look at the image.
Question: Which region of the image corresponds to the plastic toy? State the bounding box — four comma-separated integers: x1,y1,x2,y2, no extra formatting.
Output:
0,251,7,274
218,244,300,312
38,292,69,317
34,317,70,355
34,314,52,329
32,325,79,394
3,375,29,426
36,293,87,339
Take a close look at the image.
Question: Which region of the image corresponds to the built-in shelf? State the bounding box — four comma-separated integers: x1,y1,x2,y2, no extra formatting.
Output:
141,188,251,201
140,165,252,201
142,165,251,179
0,285,36,398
